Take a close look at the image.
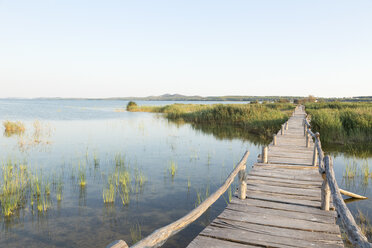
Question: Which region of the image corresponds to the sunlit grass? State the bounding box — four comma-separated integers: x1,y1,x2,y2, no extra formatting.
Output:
3,121,25,136
103,179,116,204
78,163,86,187
195,186,210,207
343,161,357,179
168,160,177,178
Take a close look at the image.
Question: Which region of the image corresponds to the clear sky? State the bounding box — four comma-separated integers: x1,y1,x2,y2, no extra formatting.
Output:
0,0,371,98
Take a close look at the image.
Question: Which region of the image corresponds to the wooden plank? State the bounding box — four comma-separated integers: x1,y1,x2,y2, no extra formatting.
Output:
211,218,343,243
246,191,321,208
226,202,335,224
187,235,255,248
245,183,321,198
200,224,343,248
230,197,337,217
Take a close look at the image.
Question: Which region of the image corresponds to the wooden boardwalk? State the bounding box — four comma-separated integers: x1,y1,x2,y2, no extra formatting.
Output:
187,108,344,248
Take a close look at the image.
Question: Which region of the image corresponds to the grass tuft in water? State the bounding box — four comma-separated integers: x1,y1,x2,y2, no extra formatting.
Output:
130,222,142,244
168,160,177,178
3,121,25,136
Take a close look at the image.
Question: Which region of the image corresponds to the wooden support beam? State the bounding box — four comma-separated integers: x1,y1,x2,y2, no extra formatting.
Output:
262,146,268,163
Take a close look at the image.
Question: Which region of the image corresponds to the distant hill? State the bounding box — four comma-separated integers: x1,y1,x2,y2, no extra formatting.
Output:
110,94,302,102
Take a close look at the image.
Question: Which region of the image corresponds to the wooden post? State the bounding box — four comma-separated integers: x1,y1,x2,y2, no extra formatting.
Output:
262,146,268,163
303,122,306,136
273,134,277,146
281,125,284,135
238,165,247,200
285,122,289,130
312,143,318,166
312,132,320,166
321,174,330,211
306,132,310,148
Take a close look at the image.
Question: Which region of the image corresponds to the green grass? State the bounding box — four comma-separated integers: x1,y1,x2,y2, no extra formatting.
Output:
343,161,357,179
128,102,294,141
168,160,177,178
78,163,86,187
305,102,372,154
103,179,116,204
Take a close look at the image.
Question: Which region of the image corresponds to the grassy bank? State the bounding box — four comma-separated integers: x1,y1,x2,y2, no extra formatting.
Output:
128,103,294,140
305,102,372,155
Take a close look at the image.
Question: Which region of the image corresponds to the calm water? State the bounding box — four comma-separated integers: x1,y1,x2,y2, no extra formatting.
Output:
0,99,371,247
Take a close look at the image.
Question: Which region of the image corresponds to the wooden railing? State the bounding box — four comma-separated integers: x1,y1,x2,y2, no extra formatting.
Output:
107,151,250,248
303,108,372,248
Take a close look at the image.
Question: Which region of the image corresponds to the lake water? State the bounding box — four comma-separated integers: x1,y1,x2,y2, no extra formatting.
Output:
0,99,371,247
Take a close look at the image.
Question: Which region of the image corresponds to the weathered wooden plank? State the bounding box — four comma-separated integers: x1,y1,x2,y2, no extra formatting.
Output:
246,191,321,207
200,224,343,248
211,218,343,243
230,197,337,217
246,183,321,198
226,202,334,224
187,235,255,248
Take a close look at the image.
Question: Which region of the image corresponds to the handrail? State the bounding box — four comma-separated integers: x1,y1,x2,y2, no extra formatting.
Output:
107,151,250,248
302,105,371,247
324,156,372,248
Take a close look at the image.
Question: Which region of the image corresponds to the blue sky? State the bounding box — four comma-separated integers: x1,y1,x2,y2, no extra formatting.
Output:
0,0,371,98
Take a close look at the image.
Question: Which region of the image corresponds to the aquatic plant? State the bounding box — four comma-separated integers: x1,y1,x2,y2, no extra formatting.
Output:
343,161,357,179
194,186,210,207
78,163,86,187
56,178,63,201
3,121,25,136
93,152,100,168
134,167,146,193
130,223,142,244
168,160,177,178
103,181,116,203
0,160,30,217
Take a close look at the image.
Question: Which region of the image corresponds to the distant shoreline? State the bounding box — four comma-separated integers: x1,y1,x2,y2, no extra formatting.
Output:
0,94,371,102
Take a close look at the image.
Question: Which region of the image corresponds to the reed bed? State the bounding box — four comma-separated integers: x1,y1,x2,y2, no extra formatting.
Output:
305,102,372,147
128,102,294,138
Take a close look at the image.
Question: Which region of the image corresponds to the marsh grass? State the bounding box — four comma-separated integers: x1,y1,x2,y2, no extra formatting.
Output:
103,179,116,204
3,121,25,136
343,161,358,179
130,222,142,244
128,103,293,139
168,160,177,178
195,186,210,207
78,163,87,187
305,102,372,151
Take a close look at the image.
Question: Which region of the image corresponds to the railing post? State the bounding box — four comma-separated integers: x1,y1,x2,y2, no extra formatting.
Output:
262,146,268,163
281,124,285,135
273,134,277,146
238,165,247,200
303,121,306,136
306,131,310,148
312,132,320,166
285,121,289,130
321,164,330,211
